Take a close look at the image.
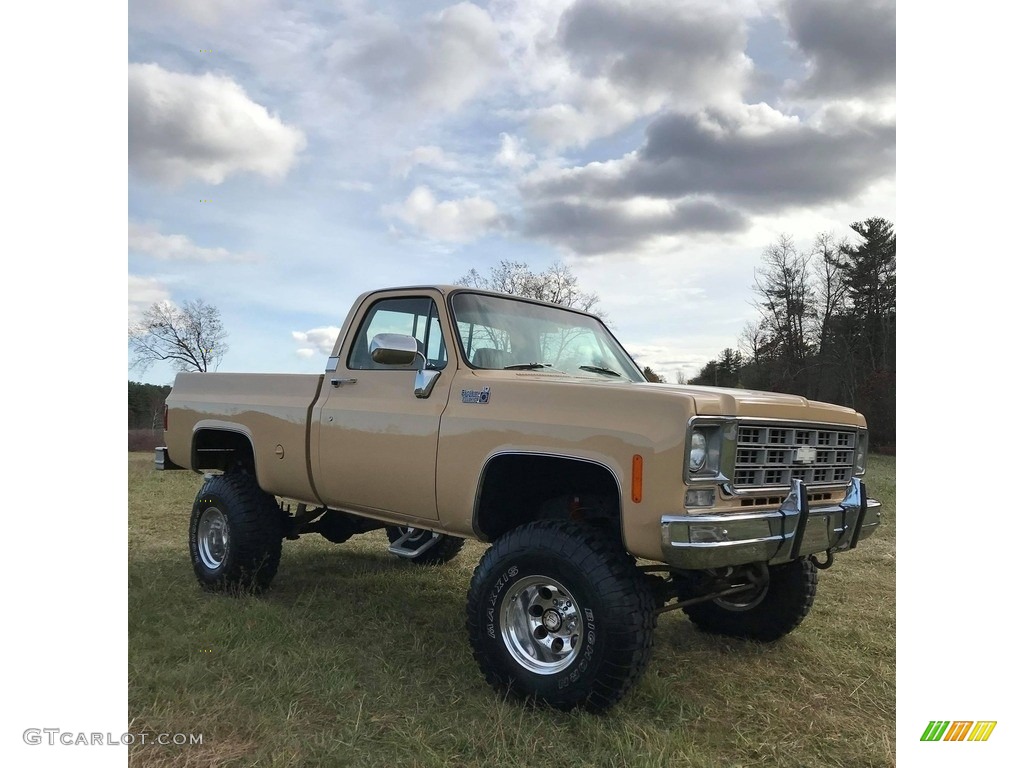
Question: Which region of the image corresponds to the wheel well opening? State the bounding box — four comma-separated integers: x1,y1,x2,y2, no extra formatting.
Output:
192,429,256,473
475,455,621,541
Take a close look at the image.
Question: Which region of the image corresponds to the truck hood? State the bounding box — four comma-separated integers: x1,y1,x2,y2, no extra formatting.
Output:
487,371,865,427
646,382,864,426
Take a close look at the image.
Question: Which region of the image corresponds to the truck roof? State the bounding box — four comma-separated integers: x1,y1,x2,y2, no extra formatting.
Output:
360,284,600,318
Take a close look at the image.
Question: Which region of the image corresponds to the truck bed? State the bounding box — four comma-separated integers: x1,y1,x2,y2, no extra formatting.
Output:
164,372,325,503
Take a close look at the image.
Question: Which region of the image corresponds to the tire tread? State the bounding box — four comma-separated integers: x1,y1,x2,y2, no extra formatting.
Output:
189,472,283,592
683,558,818,641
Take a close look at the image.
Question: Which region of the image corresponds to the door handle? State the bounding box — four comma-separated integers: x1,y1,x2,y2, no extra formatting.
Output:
330,378,358,387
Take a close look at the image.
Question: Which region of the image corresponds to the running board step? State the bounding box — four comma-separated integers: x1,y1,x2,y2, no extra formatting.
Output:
388,529,442,559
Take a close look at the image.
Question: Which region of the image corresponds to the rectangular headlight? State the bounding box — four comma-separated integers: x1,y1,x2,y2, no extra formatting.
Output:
686,423,723,481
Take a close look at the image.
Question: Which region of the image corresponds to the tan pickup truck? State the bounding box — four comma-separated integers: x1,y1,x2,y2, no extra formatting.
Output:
158,284,881,712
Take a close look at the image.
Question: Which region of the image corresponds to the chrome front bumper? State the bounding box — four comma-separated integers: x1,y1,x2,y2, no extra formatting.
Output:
661,478,881,570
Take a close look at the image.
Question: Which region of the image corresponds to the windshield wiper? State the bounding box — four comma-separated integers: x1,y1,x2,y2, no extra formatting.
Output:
504,363,551,370
579,365,621,377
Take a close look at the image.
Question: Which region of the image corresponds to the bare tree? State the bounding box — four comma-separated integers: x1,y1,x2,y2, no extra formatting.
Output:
752,234,815,392
456,260,606,368
739,319,769,365
457,260,601,313
809,231,847,354
129,299,228,373
536,262,601,313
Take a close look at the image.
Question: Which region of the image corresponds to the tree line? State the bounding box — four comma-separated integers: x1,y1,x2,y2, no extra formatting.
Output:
685,218,896,446
128,381,171,430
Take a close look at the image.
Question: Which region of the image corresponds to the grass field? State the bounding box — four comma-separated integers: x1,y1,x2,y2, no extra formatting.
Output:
128,454,895,767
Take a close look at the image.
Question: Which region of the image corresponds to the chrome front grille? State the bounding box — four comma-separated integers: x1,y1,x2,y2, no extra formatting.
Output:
732,424,855,489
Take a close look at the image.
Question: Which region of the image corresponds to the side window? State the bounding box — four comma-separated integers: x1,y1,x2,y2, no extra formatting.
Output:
347,297,448,371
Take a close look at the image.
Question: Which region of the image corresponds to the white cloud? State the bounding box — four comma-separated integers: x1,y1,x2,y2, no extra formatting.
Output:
128,274,171,323
384,186,503,242
336,2,500,113
493,0,752,148
128,62,305,186
520,82,653,148
394,145,461,178
495,133,536,171
128,220,254,262
292,327,340,356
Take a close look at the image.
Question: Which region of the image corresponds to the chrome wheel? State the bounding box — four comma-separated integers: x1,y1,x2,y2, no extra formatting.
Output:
500,575,582,675
197,506,229,570
713,582,768,611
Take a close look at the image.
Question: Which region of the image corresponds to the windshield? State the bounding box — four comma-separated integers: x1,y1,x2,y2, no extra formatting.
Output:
450,292,645,382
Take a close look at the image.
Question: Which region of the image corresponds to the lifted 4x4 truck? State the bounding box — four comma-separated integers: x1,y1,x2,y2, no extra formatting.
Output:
158,285,881,712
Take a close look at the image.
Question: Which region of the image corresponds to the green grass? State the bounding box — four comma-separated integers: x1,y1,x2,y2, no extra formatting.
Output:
129,454,896,767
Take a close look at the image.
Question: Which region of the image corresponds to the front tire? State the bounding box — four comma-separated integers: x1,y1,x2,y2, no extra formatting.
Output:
466,520,655,712
683,558,818,641
188,472,283,593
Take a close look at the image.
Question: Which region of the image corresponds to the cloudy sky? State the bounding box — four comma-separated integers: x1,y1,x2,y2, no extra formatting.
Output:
127,0,895,384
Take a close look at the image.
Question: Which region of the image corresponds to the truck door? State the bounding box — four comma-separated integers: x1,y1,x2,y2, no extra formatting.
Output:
314,294,453,520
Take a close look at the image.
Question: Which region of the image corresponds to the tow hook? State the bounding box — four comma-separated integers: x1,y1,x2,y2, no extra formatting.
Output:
810,550,835,569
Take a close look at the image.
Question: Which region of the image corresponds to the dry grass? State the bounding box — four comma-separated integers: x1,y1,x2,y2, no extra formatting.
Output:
129,453,895,767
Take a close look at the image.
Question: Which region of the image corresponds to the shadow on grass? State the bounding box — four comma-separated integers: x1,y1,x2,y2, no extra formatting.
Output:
130,539,819,711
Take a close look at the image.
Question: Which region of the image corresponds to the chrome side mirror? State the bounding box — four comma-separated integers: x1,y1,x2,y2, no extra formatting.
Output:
369,333,418,365
369,332,441,399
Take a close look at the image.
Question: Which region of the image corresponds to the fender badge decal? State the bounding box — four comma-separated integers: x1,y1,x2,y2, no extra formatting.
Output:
461,387,490,404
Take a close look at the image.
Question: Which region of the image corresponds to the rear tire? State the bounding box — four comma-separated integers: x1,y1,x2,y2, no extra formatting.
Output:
683,558,817,641
466,520,655,712
385,526,464,565
188,472,283,593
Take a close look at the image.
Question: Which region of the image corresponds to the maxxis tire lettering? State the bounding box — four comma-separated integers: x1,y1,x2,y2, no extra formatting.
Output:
485,565,518,638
